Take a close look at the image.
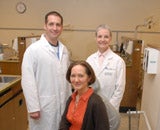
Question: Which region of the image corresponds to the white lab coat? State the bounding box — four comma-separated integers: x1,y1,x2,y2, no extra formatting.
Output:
87,48,126,110
21,34,71,130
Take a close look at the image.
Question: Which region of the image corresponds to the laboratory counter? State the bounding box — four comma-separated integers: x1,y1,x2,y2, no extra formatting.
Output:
0,74,28,130
0,74,21,94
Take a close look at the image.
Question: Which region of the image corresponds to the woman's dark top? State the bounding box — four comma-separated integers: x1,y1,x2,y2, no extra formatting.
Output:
59,92,110,130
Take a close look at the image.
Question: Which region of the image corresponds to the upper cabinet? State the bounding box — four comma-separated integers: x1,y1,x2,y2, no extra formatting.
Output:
0,36,40,75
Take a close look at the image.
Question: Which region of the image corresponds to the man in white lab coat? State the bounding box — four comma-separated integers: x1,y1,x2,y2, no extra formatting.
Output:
21,11,71,130
87,24,126,111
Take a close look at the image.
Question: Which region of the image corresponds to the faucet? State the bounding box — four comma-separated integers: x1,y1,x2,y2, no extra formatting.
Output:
134,16,154,38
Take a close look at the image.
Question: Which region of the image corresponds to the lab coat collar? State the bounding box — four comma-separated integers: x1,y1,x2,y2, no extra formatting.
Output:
98,48,109,57
40,34,65,60
98,48,114,73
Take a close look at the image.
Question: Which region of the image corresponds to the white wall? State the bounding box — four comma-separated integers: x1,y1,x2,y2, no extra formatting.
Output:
141,46,160,130
141,74,160,130
0,0,160,60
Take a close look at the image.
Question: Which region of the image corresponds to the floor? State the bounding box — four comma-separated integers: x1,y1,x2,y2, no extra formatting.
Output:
119,113,140,130
118,96,146,130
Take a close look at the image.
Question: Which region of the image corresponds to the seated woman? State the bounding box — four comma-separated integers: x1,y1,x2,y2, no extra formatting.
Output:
59,60,109,130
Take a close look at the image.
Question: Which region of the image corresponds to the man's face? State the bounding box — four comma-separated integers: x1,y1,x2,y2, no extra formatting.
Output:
44,15,63,41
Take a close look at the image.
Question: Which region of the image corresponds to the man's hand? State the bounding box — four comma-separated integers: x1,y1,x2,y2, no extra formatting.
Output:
30,111,40,119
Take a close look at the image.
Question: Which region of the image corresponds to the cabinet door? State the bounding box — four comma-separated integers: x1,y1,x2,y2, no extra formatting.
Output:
13,92,28,130
0,62,21,75
0,98,15,130
120,67,137,108
120,40,142,112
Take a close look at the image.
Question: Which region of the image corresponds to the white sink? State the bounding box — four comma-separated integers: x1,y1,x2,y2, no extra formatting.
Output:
0,76,18,83
0,76,20,91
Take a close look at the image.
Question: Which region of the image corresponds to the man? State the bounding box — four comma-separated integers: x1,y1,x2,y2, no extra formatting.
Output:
87,24,126,111
21,11,71,130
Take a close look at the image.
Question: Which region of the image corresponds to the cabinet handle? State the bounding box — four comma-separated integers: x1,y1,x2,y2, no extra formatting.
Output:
134,48,140,51
19,99,23,106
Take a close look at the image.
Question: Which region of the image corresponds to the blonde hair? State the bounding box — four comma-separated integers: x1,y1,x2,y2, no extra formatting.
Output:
95,24,112,37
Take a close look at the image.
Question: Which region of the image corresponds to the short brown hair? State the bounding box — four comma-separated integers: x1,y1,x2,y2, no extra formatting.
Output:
45,11,63,25
66,61,96,85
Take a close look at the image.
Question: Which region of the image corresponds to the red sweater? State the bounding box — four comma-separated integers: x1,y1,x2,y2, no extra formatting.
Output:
67,88,93,130
59,89,109,130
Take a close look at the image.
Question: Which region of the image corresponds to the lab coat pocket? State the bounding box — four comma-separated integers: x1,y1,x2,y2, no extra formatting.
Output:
104,66,116,77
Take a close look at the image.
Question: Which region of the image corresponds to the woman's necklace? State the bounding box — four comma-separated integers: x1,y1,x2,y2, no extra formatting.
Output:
73,95,80,113
75,95,80,107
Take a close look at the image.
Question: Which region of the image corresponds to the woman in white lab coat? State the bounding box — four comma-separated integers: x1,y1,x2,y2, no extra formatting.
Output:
87,24,126,111
21,11,71,130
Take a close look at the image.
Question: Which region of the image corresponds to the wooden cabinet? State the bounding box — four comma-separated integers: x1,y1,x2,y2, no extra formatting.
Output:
120,37,143,112
0,36,40,75
14,92,28,130
0,37,24,75
0,81,28,130
0,61,21,75
0,93,15,130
